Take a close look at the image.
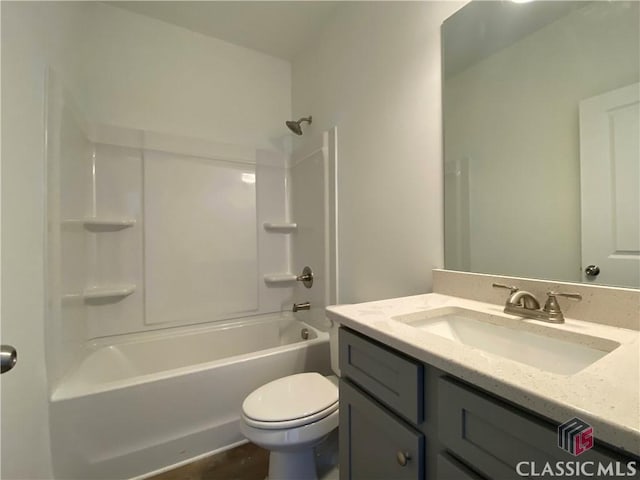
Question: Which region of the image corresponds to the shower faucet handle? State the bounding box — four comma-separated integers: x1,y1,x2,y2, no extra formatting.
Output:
296,266,314,288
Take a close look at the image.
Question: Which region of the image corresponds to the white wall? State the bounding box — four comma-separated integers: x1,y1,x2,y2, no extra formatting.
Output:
292,2,465,303
444,2,639,282
84,2,291,152
1,2,89,477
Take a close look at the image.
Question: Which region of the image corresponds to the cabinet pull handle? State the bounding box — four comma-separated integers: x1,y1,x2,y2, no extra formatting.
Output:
396,451,411,466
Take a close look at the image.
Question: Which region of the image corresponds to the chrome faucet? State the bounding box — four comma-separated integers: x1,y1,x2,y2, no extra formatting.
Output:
292,302,311,312
493,283,581,324
296,266,314,288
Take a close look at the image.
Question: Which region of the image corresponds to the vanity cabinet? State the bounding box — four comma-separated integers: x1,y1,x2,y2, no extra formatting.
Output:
339,327,437,479
437,453,484,480
340,379,424,480
339,327,640,480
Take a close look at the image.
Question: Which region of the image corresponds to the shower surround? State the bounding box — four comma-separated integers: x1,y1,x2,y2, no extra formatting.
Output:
45,76,337,478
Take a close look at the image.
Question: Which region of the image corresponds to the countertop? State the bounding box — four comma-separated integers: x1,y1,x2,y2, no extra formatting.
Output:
326,293,640,455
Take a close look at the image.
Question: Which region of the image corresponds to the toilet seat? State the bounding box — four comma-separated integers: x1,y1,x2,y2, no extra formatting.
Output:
242,372,338,430
241,408,339,451
243,400,338,429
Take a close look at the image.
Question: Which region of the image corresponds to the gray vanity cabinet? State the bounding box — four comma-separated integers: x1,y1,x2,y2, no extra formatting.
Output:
437,454,484,480
339,327,435,479
437,377,640,480
339,327,640,480
340,379,424,480
339,325,424,424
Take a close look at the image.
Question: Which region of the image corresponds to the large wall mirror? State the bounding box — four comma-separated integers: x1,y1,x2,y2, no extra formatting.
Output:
442,0,639,289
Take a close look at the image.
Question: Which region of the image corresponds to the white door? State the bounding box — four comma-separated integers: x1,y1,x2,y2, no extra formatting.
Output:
1,5,55,476
579,83,640,288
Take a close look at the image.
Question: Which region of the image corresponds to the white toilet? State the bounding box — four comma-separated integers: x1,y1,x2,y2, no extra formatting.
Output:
240,322,340,480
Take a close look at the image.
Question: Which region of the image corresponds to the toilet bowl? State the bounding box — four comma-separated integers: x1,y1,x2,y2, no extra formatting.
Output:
240,373,339,480
240,321,341,480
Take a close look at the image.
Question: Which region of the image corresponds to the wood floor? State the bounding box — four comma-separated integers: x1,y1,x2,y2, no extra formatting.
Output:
147,430,338,480
148,443,269,480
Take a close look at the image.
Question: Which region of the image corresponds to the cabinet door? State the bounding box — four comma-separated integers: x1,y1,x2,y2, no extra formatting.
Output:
340,379,424,480
339,328,424,424
437,454,485,480
438,377,640,480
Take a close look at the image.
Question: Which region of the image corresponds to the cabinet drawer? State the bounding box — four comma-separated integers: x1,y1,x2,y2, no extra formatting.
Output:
340,379,424,480
438,378,640,480
339,327,424,423
437,454,485,480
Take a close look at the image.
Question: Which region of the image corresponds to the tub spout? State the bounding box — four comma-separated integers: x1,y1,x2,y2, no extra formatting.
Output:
292,302,311,312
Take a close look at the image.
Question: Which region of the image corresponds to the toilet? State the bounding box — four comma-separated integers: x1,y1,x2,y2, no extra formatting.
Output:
240,322,340,480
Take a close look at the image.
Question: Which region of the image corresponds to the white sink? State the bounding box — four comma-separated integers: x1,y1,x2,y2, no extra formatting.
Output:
392,307,620,375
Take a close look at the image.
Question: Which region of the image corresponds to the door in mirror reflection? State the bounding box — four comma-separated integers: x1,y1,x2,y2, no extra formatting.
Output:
580,83,639,288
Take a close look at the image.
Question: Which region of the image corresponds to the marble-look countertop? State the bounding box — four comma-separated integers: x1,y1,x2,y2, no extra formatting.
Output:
326,293,640,455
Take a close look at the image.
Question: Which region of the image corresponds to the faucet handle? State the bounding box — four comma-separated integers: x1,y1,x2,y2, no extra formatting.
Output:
546,291,582,301
296,266,314,289
543,291,582,320
492,283,519,294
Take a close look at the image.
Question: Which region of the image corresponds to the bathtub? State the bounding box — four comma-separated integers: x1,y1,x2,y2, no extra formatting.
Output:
49,313,331,479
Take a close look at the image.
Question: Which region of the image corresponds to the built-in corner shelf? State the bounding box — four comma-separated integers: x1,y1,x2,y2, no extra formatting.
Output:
264,274,297,285
84,285,136,300
62,217,136,232
263,222,297,233
62,284,136,303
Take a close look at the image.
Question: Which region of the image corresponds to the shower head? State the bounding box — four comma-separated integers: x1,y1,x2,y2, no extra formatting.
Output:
286,116,312,135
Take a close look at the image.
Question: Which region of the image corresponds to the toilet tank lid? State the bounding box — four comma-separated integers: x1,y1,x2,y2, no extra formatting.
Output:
242,372,338,422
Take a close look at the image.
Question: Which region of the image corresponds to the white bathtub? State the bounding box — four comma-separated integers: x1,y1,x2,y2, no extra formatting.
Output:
49,313,331,479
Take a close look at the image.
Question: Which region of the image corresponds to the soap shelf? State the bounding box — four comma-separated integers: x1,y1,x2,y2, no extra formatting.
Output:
84,285,136,300
264,274,297,285
63,217,136,232
63,284,136,303
263,222,297,233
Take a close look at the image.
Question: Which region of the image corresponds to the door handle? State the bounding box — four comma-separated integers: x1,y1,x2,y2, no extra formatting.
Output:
1,345,17,373
585,265,600,277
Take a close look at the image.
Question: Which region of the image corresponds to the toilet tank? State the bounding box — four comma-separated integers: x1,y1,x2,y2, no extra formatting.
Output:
329,319,341,376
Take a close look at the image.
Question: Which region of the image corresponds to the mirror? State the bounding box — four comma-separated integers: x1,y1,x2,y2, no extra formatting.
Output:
442,0,639,289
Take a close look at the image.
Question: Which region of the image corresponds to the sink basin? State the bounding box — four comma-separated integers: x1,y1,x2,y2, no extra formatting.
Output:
392,307,620,375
